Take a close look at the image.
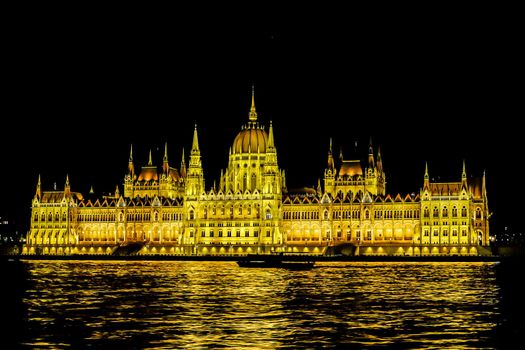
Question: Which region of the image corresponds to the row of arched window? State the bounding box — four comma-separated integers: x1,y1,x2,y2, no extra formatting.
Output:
423,206,468,218
33,212,67,222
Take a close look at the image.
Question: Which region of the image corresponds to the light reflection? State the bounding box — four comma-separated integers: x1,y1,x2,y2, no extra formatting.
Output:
19,261,500,348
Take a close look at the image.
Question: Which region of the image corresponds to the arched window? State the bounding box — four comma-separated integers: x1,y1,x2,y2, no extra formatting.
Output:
433,207,439,218
475,208,482,219
365,210,370,220
154,212,158,221
461,206,467,217
423,208,429,218
323,210,329,220
251,174,257,191
243,174,247,191
189,210,194,220
442,207,448,217
34,213,39,222
452,206,458,217
203,208,207,219
48,213,53,221
266,209,272,220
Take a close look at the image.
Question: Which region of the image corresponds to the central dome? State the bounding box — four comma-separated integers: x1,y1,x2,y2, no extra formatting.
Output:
233,124,268,154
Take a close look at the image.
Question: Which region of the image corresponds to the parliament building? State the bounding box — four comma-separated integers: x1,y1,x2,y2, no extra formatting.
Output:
23,91,491,256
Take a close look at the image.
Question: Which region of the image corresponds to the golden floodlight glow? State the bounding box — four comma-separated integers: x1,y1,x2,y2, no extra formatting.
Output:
23,91,490,257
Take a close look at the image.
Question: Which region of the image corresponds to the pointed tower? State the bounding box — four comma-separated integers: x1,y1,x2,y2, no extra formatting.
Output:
180,148,186,178
424,162,430,190
64,174,71,197
249,84,257,122
461,159,468,190
163,142,169,174
35,174,42,199
115,185,120,197
367,138,375,169
324,138,336,195
376,147,384,175
128,144,135,177
124,145,135,198
263,120,281,194
148,149,153,166
186,124,205,196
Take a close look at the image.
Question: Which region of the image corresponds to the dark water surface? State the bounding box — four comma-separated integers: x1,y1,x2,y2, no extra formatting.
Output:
2,260,524,349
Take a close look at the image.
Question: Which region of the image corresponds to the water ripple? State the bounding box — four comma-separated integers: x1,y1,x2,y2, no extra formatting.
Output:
15,261,503,349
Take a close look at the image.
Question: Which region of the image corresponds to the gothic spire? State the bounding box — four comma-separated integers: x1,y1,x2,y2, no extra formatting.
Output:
65,174,71,196
163,142,169,173
35,174,41,198
368,137,375,168
424,161,430,189
128,144,135,176
327,138,335,170
180,148,186,178
249,84,258,122
191,124,200,153
268,120,275,148
148,149,153,166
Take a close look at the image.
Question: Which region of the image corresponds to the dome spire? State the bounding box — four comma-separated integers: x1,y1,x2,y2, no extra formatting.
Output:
249,84,257,122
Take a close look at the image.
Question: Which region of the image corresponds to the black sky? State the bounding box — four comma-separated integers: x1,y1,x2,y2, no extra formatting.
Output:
1,7,521,235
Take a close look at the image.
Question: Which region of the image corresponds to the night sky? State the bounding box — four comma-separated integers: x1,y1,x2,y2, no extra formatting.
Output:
1,8,521,235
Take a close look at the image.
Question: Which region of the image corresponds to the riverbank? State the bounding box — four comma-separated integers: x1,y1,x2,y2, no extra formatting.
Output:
2,254,506,262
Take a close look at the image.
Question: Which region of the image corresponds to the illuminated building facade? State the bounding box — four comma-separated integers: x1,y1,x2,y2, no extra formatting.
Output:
23,91,491,256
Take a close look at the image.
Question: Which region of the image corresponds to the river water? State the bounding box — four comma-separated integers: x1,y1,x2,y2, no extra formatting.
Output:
2,260,524,348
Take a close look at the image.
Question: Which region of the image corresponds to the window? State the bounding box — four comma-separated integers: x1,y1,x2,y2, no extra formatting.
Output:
443,230,448,237
461,206,467,217
245,231,249,237
236,230,241,237
254,231,259,237
238,207,242,215
452,207,458,217
356,231,361,241
266,210,272,220
189,210,194,220
266,230,270,237
218,230,223,237
433,230,439,236
227,231,231,237
424,230,429,237
442,207,448,217
462,229,467,236
452,230,457,236
210,231,214,237
366,230,372,240
365,210,370,219
476,208,482,219
323,210,329,220
433,207,439,218
201,231,205,237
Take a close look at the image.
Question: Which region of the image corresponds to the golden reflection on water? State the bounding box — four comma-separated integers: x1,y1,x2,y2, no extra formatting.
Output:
21,261,500,349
